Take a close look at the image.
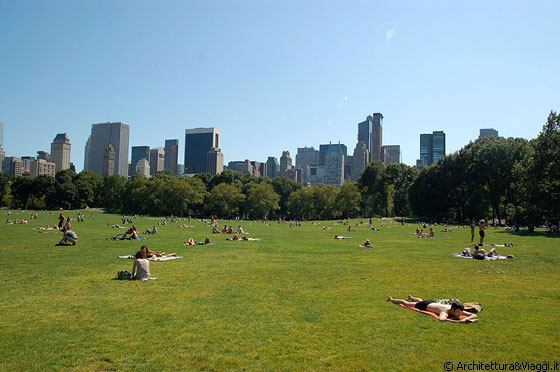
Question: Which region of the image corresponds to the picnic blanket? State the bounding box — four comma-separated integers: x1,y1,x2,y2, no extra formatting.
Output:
399,304,472,321
451,253,513,260
196,242,216,245
118,255,183,261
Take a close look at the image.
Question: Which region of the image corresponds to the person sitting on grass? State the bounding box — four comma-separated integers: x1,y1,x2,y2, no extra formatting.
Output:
473,244,499,258
212,225,220,234
227,226,234,234
124,226,139,240
347,226,356,233
57,229,78,246
428,228,435,238
221,225,228,233
236,226,246,234
131,250,151,280
184,237,196,246
359,239,372,248
232,233,239,241
204,237,212,245
386,295,478,323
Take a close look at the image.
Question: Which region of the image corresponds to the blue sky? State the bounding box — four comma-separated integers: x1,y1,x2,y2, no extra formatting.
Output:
1,0,559,170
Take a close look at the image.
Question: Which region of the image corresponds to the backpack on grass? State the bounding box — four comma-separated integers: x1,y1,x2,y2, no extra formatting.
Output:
116,270,131,280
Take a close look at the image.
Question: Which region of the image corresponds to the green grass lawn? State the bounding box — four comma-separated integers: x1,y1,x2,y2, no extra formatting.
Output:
1,210,559,371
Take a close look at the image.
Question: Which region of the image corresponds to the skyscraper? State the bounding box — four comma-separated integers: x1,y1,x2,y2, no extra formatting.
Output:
2,157,23,176
131,146,150,176
319,144,347,166
85,122,130,176
280,151,293,172
296,146,319,183
184,128,221,174
206,147,224,175
324,143,345,186
419,131,446,166
50,133,71,172
357,116,373,158
432,131,446,164
479,128,499,138
352,141,369,181
102,144,115,176
164,139,179,175
382,145,401,166
371,113,383,162
149,147,165,176
266,157,278,178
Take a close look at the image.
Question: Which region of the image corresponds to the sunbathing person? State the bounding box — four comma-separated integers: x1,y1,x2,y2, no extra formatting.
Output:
227,226,234,234
232,233,239,240
241,236,259,241
387,295,477,323
184,238,196,246
359,239,372,248
347,226,356,233
221,225,228,233
140,245,176,258
237,226,246,234
428,228,435,238
212,225,221,234
204,237,211,245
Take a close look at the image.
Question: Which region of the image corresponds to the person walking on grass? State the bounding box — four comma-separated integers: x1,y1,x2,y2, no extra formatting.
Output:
470,221,475,243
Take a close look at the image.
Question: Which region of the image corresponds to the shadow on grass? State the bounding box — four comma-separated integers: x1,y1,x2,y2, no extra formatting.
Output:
494,230,560,238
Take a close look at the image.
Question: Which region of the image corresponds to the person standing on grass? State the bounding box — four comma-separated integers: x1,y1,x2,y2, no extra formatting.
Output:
479,219,487,245
470,221,475,242
58,213,65,229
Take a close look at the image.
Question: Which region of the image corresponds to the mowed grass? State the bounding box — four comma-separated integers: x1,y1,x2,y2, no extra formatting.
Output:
0,210,559,371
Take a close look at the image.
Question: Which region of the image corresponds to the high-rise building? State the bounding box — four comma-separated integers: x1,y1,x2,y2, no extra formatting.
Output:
419,131,446,166
479,128,499,138
324,143,345,186
432,131,446,164
416,159,425,171
296,147,319,183
164,139,179,175
21,156,35,175
149,147,165,176
206,147,224,175
102,144,115,176
184,128,221,174
136,158,150,177
266,157,278,178
382,145,401,166
371,113,383,162
280,151,293,172
85,122,130,177
50,133,71,172
352,141,369,181
358,116,373,159
131,146,150,176
2,157,23,176
30,159,56,178
228,160,261,176
319,144,347,166
0,145,5,172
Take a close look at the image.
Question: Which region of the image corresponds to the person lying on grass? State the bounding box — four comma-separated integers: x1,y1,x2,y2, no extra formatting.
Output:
462,244,500,258
56,229,78,246
359,239,372,248
184,237,196,246
131,250,151,280
387,295,478,323
140,245,176,259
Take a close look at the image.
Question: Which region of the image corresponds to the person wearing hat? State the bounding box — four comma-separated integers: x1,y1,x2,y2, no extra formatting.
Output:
386,295,478,322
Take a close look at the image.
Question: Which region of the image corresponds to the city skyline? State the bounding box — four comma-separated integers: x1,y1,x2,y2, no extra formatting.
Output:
1,2,558,170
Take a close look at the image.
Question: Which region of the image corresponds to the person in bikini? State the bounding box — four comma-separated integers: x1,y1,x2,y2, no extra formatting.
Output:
386,295,478,322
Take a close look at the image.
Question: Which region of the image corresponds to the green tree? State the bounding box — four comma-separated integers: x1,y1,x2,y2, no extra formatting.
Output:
245,182,280,219
205,183,246,218
335,182,362,219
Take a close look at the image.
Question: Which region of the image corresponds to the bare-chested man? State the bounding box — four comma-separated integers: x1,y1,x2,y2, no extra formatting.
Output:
387,295,478,323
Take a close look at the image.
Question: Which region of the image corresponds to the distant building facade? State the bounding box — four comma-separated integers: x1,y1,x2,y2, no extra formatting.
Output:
184,128,221,174
419,131,446,166
266,157,278,178
371,113,383,162
357,116,373,160
164,139,179,175
136,158,150,177
2,157,23,176
352,141,369,181
479,128,499,138
296,147,319,183
30,159,56,178
206,147,224,175
50,133,71,172
102,144,115,176
131,146,150,176
382,145,401,166
149,147,165,176
85,122,130,177
280,151,293,172
324,143,345,186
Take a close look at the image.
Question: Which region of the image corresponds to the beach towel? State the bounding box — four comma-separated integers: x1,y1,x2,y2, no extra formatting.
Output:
334,236,352,240
196,242,216,245
118,255,183,261
451,253,513,260
399,304,474,322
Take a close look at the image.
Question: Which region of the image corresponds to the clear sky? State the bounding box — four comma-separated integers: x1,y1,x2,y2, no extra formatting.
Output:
1,0,559,170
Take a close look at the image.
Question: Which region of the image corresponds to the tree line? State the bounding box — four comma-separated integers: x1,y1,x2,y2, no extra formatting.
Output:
1,112,557,225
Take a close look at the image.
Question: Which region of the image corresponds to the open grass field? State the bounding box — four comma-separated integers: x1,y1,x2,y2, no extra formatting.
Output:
1,210,559,371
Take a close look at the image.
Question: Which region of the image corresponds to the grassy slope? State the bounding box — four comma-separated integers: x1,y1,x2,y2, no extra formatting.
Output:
0,210,559,371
